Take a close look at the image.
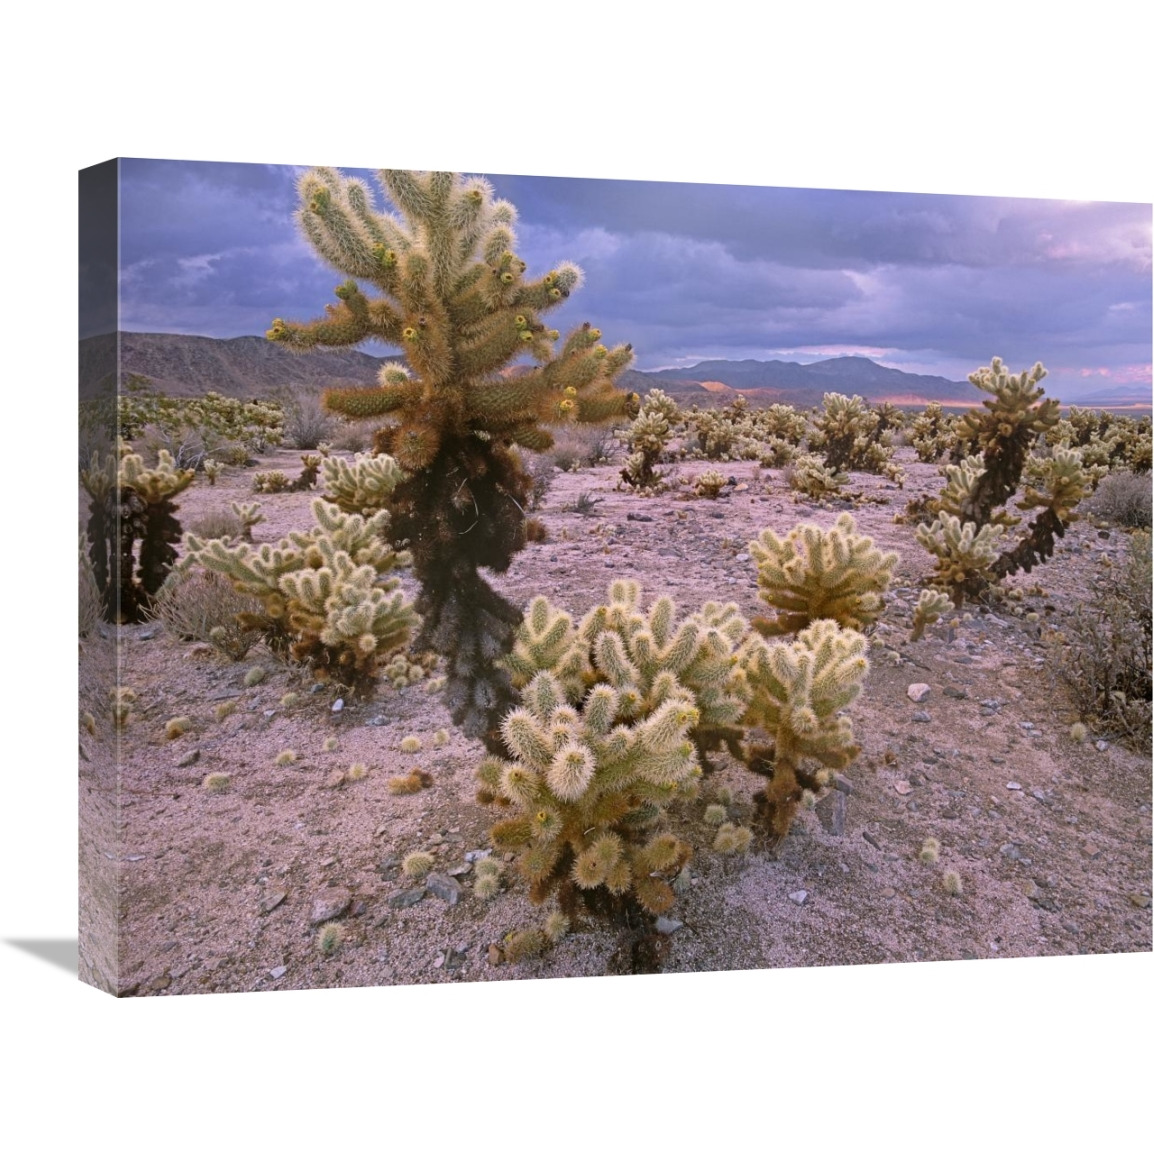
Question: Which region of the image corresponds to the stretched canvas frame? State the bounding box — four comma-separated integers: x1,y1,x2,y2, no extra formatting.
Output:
79,158,1152,997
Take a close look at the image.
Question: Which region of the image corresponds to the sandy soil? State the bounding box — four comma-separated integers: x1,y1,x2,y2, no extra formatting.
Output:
78,443,1152,996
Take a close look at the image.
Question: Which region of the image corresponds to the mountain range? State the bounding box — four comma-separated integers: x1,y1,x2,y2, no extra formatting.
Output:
79,332,1149,412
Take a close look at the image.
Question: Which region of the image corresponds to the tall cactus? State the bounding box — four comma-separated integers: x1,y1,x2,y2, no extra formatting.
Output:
918,358,1087,603
269,169,638,749
81,449,195,623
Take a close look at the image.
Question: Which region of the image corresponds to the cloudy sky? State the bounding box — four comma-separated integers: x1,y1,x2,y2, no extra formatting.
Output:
116,158,1151,401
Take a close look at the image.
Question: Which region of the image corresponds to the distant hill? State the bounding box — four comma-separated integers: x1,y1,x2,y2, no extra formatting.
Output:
624,356,976,408
81,334,1148,413
82,332,387,399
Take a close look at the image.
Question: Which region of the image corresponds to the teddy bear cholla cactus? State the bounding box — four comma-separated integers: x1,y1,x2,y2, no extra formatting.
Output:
749,512,898,637
620,391,677,490
81,448,196,623
916,359,1087,604
182,498,418,691
320,450,406,515
739,620,870,845
269,168,637,749
477,580,771,917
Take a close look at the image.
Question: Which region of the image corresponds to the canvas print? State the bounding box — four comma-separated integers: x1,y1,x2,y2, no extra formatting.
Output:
78,159,1151,996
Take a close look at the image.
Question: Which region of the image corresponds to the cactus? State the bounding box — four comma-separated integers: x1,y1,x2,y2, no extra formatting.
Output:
739,620,870,846
182,498,418,693
253,470,290,494
402,851,435,880
620,392,676,490
270,168,637,750
693,469,728,499
81,448,196,623
908,402,957,463
916,359,1087,603
910,589,952,641
203,458,223,485
809,392,903,482
478,582,705,922
321,451,406,514
749,513,897,636
231,502,265,543
785,452,847,500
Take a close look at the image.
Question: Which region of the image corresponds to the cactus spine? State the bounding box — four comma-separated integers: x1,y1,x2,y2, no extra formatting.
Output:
270,169,637,749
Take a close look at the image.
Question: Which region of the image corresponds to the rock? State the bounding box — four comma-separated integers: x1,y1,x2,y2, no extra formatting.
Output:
331,698,344,713
1095,740,1109,752
425,873,462,906
388,887,426,909
322,770,346,789
309,887,352,924
788,890,808,905
654,916,683,934
1006,782,1022,791
269,965,287,980
176,748,201,768
487,944,503,966
912,711,932,723
445,862,472,877
907,683,931,703
881,887,896,899
464,849,492,863
894,780,913,796
942,687,967,700
815,789,846,835
1129,894,1152,909
259,889,287,914
626,513,653,522
862,831,882,850
832,774,854,795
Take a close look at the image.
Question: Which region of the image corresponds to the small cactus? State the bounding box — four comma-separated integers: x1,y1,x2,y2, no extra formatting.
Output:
942,870,963,896
213,700,238,722
402,851,435,880
316,922,345,955
387,770,432,795
322,736,339,752
919,837,941,864
164,715,192,739
713,823,753,854
274,749,297,766
399,735,422,753
202,772,231,793
244,667,266,687
346,762,369,781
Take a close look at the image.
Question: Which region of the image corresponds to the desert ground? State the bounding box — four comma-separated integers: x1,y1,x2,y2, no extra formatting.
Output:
78,440,1152,996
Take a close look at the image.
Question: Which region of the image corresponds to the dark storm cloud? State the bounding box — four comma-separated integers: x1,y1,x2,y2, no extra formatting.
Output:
116,159,1152,398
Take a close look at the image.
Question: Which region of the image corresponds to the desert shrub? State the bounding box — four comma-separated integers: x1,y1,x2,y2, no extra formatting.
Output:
519,452,556,512
543,422,616,471
1048,530,1151,752
1085,470,1152,528
283,390,336,449
325,420,373,454
150,568,265,659
187,508,245,542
